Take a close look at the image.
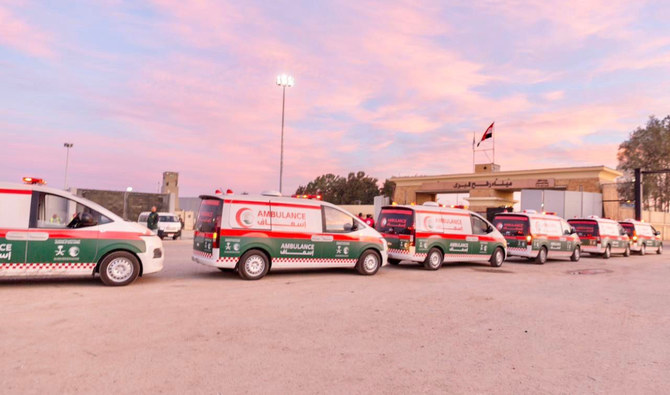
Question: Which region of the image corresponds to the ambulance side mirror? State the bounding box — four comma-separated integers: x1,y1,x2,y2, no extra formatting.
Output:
655,230,661,236
570,227,577,235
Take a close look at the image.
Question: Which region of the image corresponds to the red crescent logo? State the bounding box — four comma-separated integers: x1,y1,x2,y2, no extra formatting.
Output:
235,208,253,228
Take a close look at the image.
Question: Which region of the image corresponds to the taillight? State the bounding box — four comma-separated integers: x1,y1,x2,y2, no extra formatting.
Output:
409,226,416,247
633,231,638,242
596,237,601,243
213,228,221,249
526,234,532,243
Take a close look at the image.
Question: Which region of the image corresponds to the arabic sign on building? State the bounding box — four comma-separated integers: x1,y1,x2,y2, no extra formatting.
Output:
420,178,556,192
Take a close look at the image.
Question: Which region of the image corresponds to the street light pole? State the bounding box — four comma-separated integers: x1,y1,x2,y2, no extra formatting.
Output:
276,74,294,194
63,143,73,190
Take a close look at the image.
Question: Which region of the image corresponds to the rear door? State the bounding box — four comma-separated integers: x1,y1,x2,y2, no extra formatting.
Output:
492,215,530,249
376,208,414,253
0,188,31,267
193,198,223,256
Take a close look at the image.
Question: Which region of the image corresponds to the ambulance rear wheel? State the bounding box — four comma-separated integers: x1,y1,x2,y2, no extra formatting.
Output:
535,247,547,265
99,252,140,286
570,246,581,262
490,247,504,267
603,245,611,259
423,248,443,270
356,250,381,275
238,250,269,280
657,244,663,254
388,258,401,265
623,246,630,257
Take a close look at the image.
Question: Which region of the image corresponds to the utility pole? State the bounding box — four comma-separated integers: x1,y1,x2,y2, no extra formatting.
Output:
64,143,73,189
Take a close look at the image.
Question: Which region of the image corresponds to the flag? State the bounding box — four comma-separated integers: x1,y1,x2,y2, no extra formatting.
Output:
476,122,494,147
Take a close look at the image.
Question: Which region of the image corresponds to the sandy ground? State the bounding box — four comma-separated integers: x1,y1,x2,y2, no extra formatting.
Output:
1,236,669,394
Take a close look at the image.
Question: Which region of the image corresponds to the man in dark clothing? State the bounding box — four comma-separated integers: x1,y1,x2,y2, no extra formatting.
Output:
147,206,159,234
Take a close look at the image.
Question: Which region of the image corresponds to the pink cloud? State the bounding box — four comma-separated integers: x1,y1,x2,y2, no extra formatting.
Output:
0,5,54,58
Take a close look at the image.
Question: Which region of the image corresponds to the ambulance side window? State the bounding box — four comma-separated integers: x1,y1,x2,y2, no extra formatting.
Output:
32,192,111,229
33,193,75,229
470,215,490,235
323,207,357,233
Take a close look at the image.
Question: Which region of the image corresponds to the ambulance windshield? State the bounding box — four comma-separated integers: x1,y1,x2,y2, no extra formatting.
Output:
568,221,599,238
376,208,413,235
492,216,529,236
196,199,222,232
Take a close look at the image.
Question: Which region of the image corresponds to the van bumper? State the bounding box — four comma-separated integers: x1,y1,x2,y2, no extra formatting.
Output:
506,246,537,258
139,235,164,275
387,248,425,263
192,249,238,269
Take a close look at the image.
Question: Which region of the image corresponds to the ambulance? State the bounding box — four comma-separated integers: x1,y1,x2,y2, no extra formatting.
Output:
376,203,507,269
567,216,630,258
191,193,388,280
492,211,581,264
618,219,663,255
0,179,164,286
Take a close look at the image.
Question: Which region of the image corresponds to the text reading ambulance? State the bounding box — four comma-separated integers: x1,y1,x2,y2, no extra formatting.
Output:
567,216,630,258
618,219,663,255
492,211,581,264
376,203,507,270
191,193,388,280
0,179,164,286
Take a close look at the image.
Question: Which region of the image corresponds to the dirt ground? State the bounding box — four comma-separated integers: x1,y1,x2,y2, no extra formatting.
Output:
1,237,669,394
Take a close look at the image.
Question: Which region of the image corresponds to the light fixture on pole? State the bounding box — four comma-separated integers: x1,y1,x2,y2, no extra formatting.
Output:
63,142,73,190
276,74,294,194
123,187,133,220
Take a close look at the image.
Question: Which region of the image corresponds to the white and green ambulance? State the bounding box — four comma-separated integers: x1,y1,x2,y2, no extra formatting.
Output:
618,219,663,255
492,211,581,264
0,180,164,286
376,203,507,270
568,216,630,258
191,193,388,280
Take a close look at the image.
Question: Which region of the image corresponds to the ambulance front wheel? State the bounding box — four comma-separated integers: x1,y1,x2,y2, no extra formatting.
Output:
424,248,443,270
570,246,581,262
535,247,547,265
238,250,270,280
657,244,663,254
603,245,611,259
356,250,382,275
490,247,504,267
99,251,140,286
623,245,630,257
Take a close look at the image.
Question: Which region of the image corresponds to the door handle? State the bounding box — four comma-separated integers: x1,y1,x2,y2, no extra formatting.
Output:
5,231,29,241
27,232,49,241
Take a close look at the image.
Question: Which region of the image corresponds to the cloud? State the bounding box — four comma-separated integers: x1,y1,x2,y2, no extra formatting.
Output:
0,5,54,58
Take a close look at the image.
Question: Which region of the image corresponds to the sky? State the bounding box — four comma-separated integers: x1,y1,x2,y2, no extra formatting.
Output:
2,0,670,197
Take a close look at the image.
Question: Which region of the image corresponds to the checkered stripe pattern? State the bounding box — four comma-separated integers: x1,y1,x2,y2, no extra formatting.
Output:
273,258,358,265
388,248,410,255
508,247,529,253
216,256,239,264
192,250,213,259
1,263,96,270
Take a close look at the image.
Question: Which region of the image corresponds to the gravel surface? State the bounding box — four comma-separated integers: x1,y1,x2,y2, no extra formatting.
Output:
1,238,669,394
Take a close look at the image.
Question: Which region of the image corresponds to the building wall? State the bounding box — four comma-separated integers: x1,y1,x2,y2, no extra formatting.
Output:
75,188,170,221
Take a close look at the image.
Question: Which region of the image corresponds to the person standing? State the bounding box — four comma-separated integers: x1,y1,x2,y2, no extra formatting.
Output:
147,206,159,235
365,214,375,228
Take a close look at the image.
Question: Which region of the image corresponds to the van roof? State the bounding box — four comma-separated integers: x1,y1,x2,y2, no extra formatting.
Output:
494,212,564,221
381,204,472,216
199,194,331,209
569,217,618,225
0,182,121,222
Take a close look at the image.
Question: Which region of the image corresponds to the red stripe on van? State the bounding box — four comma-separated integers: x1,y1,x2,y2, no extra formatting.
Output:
0,189,31,195
380,209,413,215
219,229,359,241
415,210,470,217
415,232,498,242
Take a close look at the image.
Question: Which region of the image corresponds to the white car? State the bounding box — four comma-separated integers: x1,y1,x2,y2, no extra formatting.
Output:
138,212,183,240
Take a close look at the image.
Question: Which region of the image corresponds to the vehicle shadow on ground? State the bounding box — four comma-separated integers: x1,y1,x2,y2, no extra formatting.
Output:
0,276,102,288
188,266,362,281
386,261,515,273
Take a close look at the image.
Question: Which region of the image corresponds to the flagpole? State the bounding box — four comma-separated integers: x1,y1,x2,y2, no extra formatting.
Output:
492,122,495,164
472,131,475,172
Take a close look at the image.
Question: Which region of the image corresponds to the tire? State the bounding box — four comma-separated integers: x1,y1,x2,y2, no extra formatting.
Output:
570,246,581,262
355,250,381,275
623,245,630,257
657,244,663,255
172,234,179,240
423,248,443,270
490,247,504,267
99,251,140,286
238,250,270,280
603,245,611,259
640,244,646,256
388,258,401,266
535,247,547,265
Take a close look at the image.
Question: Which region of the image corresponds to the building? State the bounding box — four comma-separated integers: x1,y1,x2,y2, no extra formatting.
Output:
391,163,622,219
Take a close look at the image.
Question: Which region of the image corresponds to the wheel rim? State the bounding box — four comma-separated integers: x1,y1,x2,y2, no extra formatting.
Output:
244,255,265,276
363,254,379,272
106,257,134,283
575,248,580,259
642,245,646,254
495,250,503,265
540,249,546,261
606,247,610,257
429,252,441,268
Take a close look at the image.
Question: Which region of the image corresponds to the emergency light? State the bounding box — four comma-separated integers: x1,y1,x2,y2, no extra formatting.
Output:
22,177,46,185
